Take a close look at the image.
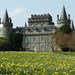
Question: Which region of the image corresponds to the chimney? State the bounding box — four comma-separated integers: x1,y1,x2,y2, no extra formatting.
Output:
68,14,70,20
9,18,12,23
57,15,59,21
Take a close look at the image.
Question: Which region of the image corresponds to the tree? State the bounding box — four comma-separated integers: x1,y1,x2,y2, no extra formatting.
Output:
49,35,59,52
54,24,73,52
68,33,75,51
60,25,72,34
9,33,23,51
0,37,10,51
55,28,72,51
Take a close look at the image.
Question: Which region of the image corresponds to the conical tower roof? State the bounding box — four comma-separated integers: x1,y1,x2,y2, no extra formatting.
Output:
2,9,9,23
60,6,67,20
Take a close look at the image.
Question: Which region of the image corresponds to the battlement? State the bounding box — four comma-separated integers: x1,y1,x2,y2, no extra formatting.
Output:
28,14,54,26
28,14,52,22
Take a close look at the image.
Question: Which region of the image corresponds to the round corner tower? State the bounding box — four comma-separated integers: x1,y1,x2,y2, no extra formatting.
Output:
0,10,13,39
57,6,71,28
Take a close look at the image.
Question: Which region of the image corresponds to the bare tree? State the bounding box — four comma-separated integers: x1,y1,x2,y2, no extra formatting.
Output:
68,33,75,51
49,35,59,52
50,28,75,52
54,29,72,51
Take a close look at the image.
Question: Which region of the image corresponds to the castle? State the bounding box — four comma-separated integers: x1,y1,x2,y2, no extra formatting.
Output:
0,6,74,51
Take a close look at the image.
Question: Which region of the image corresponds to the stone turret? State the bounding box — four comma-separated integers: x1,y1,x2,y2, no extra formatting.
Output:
57,6,71,27
0,10,13,39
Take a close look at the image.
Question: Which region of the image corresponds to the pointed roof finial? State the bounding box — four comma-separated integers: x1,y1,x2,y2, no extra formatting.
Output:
60,5,67,20
2,9,9,23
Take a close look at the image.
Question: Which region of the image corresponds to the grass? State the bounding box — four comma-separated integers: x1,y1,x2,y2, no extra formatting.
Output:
0,52,75,75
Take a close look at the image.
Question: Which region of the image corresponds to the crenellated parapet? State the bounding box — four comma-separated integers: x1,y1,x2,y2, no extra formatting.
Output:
29,14,52,20
28,14,54,26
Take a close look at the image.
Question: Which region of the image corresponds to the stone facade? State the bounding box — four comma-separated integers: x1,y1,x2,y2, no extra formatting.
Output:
22,14,55,51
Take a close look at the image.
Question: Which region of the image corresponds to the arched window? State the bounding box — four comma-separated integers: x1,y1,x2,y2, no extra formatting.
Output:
33,46,37,51
41,45,45,51
33,36,36,41
41,36,44,41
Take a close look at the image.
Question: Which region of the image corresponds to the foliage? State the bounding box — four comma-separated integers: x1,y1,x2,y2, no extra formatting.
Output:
60,25,72,34
54,29,72,51
0,52,75,75
49,35,59,52
67,33,75,51
9,33,23,51
0,37,10,51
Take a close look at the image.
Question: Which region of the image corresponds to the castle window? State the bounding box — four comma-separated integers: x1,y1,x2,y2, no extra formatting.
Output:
41,45,45,51
36,28,38,31
41,45,44,48
33,46,37,51
41,36,44,41
33,36,36,41
28,28,30,32
25,38,29,43
34,30,36,33
44,28,46,31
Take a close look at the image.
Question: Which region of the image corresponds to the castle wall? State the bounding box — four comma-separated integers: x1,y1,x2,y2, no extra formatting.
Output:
0,23,12,39
22,30,55,51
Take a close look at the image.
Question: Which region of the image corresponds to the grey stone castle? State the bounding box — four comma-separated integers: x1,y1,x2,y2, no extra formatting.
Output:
0,6,74,51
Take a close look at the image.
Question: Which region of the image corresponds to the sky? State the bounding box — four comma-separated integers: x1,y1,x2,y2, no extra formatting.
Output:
0,0,74,28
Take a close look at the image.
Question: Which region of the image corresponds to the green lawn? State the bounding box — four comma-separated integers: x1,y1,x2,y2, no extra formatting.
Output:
0,52,75,75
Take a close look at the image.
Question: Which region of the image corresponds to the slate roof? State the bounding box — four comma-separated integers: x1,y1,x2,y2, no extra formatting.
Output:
2,10,9,23
60,6,67,20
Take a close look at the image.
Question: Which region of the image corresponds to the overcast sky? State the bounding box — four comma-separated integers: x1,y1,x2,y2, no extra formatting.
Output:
0,0,74,28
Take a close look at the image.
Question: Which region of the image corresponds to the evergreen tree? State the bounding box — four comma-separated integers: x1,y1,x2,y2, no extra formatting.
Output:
11,33,23,51
0,37,10,51
60,25,72,34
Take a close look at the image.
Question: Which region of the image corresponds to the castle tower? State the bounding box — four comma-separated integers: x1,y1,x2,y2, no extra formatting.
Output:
0,10,13,39
57,6,71,27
